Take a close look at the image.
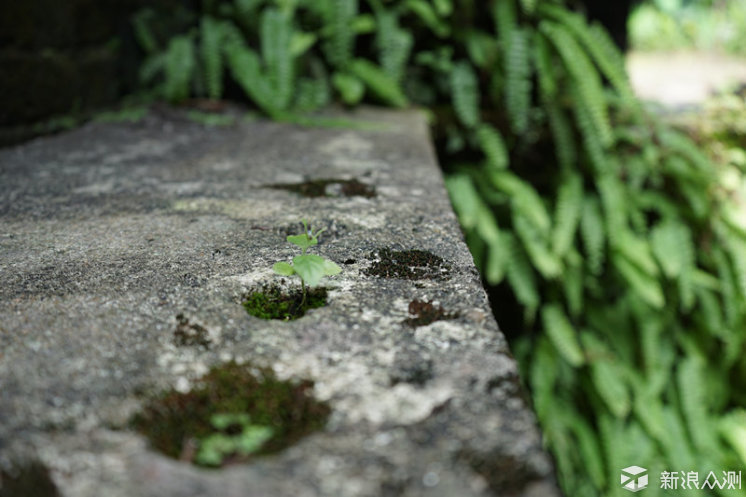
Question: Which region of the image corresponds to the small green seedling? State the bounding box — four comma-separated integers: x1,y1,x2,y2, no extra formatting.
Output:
195,413,273,467
273,220,341,304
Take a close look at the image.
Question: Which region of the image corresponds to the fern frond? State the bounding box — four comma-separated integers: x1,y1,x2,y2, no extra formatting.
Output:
132,9,158,54
552,172,583,258
405,0,449,37
200,16,223,99
533,32,557,99
612,252,665,308
504,28,532,135
490,170,551,235
514,213,562,279
539,3,635,103
563,250,584,317
541,304,584,367
261,8,294,110
450,61,480,128
615,231,659,278
505,233,540,314
376,12,414,83
164,35,195,102
294,76,331,111
596,173,627,246
322,0,357,69
466,30,498,70
225,43,280,115
476,124,508,171
139,53,165,85
540,21,613,147
570,85,608,172
492,0,516,44
650,220,693,279
677,356,716,453
591,357,630,418
332,72,364,105
349,59,407,107
580,195,605,274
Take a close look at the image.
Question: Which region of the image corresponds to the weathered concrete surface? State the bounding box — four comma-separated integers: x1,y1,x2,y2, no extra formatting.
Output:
0,107,559,497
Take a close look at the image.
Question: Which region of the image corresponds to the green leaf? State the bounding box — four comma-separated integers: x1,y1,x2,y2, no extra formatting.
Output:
236,425,273,453
287,233,317,252
273,261,295,276
210,412,251,430
333,72,365,105
293,254,328,286
591,358,630,418
290,31,318,57
477,124,509,171
612,253,665,308
323,259,342,276
542,303,584,367
552,173,583,258
450,61,480,128
349,59,408,107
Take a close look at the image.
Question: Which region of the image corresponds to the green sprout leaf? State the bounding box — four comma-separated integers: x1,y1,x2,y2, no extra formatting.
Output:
293,254,328,287
273,261,296,276
323,259,342,275
287,233,317,252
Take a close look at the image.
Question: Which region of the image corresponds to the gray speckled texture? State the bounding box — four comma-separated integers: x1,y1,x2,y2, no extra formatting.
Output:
0,106,559,497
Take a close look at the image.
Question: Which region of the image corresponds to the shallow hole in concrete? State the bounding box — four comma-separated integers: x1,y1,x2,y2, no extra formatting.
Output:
365,248,451,280
242,285,327,320
403,299,459,328
268,178,376,198
0,459,60,497
131,361,330,468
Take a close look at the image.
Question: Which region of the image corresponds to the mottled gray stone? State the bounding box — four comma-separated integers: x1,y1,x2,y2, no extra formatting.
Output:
0,107,559,497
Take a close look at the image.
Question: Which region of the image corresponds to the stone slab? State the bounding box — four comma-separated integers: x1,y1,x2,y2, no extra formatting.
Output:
0,107,559,497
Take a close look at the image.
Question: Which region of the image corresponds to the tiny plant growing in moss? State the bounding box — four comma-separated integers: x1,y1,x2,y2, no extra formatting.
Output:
273,220,341,305
195,413,273,467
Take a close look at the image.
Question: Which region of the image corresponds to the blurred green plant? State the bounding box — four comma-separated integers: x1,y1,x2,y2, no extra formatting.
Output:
629,0,746,55
132,1,746,495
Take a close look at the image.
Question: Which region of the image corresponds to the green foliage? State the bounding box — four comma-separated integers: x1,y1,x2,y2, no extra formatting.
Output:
273,220,342,290
195,413,273,466
134,1,746,495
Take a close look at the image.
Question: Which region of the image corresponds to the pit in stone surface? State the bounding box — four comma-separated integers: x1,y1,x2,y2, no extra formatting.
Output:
243,286,327,320
268,178,375,198
366,248,451,280
403,299,459,328
173,313,211,348
0,459,60,497
131,361,330,468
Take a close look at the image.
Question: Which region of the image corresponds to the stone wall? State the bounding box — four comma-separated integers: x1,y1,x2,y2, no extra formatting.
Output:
0,106,559,497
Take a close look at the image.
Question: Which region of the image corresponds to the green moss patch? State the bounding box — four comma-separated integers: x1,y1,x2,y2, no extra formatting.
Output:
365,248,451,280
131,361,330,468
269,178,376,198
403,299,458,328
243,286,327,320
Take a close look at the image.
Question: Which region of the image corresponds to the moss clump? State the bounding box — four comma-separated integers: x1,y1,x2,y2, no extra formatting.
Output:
403,299,458,328
269,178,376,198
365,248,451,280
131,361,330,467
242,286,327,320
